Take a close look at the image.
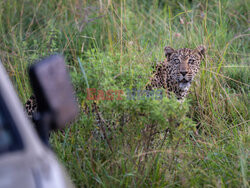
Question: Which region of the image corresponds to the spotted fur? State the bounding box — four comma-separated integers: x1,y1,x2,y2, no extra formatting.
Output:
25,95,37,119
146,46,206,100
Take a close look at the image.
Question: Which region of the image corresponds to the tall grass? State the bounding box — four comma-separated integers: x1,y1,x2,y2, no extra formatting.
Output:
0,0,249,187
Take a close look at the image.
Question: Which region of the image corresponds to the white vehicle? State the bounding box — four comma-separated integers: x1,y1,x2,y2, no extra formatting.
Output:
0,56,78,188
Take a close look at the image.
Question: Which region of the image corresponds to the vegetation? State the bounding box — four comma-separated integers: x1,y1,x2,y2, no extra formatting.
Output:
0,0,249,187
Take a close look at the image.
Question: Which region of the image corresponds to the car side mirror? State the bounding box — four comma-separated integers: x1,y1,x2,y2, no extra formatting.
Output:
29,55,78,132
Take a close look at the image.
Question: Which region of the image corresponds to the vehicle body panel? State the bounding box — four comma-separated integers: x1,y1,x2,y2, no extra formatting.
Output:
0,62,74,188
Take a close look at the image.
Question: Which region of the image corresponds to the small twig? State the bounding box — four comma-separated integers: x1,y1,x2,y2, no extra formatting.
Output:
93,102,113,153
159,128,170,149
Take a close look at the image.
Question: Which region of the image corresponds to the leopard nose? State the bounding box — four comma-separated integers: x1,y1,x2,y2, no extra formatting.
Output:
180,71,188,76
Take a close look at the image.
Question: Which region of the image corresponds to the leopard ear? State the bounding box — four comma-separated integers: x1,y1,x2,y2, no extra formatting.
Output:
195,45,206,59
164,46,175,60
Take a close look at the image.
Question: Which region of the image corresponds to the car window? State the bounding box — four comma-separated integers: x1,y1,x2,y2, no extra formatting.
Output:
0,96,23,155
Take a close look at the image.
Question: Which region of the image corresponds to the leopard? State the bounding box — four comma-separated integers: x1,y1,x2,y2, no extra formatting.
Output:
146,45,206,100
25,46,205,119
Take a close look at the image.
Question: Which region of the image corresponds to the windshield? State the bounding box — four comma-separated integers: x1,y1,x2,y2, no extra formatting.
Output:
0,95,23,155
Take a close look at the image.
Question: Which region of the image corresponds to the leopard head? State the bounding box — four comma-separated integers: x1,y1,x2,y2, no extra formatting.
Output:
164,45,206,91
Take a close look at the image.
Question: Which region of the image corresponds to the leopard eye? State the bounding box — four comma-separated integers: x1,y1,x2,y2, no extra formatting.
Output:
188,59,195,64
175,59,180,64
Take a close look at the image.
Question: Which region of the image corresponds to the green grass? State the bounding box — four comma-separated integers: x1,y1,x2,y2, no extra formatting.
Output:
0,0,249,187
